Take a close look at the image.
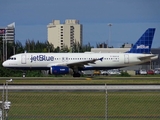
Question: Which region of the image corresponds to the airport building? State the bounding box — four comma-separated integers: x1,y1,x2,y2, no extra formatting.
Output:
0,23,15,61
47,19,82,50
0,23,15,43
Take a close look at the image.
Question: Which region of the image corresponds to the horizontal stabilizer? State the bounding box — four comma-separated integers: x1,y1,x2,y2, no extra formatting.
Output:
138,54,158,61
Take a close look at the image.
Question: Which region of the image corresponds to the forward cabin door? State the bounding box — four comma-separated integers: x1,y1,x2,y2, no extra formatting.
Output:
21,54,26,64
124,54,129,64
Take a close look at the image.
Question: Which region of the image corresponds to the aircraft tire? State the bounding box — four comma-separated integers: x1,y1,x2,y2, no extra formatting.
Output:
73,72,81,77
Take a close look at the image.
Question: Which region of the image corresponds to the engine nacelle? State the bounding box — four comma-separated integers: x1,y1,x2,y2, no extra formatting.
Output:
50,66,73,75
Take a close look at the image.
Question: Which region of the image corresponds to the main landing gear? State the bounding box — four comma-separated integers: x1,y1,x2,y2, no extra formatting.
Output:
73,71,81,77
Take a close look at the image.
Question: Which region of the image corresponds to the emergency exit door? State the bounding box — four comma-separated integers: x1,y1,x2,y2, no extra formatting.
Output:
124,54,129,64
21,54,26,64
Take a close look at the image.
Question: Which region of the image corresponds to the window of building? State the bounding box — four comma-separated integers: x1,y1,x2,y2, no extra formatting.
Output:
70,26,74,29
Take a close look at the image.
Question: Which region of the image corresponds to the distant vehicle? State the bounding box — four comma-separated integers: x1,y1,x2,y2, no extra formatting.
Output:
81,70,93,76
154,68,160,74
147,70,154,75
139,69,147,75
93,70,101,76
135,70,140,75
101,70,108,75
107,69,121,75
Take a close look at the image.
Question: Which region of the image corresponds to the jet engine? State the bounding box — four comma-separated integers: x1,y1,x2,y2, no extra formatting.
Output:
50,66,73,75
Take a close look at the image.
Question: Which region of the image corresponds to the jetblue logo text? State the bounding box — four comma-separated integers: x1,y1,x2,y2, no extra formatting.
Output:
136,45,149,49
31,55,54,62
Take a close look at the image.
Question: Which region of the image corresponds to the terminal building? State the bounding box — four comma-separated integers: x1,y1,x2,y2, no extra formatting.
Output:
47,19,82,50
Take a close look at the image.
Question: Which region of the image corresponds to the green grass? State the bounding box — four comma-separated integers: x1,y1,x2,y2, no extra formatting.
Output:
5,91,160,120
8,91,105,120
0,77,160,119
0,76,160,85
108,92,160,116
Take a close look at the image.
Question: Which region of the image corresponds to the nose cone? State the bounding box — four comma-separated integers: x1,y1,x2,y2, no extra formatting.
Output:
2,61,7,67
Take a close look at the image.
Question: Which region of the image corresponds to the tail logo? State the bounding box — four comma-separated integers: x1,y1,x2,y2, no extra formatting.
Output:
136,45,149,49
126,28,155,53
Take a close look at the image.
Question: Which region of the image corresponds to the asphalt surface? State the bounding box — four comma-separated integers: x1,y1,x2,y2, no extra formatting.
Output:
0,85,160,91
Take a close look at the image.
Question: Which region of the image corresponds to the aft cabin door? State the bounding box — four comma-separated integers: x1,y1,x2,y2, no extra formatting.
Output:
21,55,26,64
124,54,129,64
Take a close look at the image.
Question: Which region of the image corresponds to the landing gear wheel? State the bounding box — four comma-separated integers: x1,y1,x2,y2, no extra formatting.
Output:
73,72,81,77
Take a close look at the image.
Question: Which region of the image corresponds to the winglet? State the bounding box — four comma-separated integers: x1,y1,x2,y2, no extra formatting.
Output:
126,28,155,54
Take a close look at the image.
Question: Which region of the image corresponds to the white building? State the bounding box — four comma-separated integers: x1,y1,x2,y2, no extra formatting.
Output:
0,22,15,44
47,19,82,50
0,22,15,61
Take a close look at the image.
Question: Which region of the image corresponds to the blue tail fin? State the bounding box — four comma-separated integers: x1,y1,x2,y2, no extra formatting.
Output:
126,28,155,54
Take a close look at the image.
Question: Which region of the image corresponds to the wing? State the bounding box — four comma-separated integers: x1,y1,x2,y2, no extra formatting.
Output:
47,57,103,68
67,57,103,67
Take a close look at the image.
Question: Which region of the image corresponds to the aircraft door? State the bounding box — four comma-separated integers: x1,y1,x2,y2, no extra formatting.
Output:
21,54,26,64
124,54,129,64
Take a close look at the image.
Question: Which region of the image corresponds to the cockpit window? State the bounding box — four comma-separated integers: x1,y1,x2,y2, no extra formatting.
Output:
8,57,16,60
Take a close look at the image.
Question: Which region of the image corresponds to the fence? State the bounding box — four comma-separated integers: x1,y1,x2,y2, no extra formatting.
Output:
1,86,160,120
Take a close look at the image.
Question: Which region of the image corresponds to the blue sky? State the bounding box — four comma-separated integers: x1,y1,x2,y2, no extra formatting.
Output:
1,0,160,48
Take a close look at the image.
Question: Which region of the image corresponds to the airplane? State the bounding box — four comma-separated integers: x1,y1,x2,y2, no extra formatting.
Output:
2,28,158,77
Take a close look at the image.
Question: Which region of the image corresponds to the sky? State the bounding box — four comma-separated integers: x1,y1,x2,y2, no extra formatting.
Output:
0,0,160,48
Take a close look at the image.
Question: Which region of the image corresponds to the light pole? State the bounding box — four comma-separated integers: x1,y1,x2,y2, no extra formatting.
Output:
5,39,7,62
108,23,112,48
5,27,7,61
6,79,13,101
5,79,12,120
13,45,15,55
2,29,5,62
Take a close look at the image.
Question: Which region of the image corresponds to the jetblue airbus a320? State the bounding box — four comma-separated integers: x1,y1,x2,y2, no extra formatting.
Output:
2,28,158,77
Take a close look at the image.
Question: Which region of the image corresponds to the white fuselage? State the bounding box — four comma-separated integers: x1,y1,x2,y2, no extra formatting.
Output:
2,52,157,70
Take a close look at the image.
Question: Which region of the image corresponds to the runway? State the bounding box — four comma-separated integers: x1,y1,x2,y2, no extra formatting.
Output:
0,85,160,91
